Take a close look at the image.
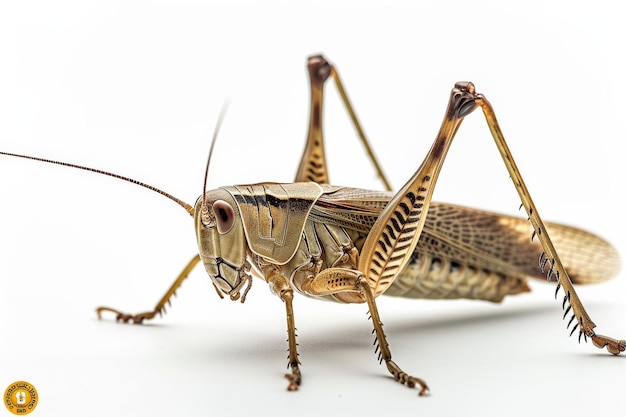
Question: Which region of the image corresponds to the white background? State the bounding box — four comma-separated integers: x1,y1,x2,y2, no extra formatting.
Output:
1,1,625,416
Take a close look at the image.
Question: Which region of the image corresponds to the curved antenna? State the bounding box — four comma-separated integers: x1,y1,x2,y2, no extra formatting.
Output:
0,151,195,216
201,101,230,221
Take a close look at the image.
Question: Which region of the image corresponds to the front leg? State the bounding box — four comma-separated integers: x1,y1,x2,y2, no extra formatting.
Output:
96,255,202,323
281,289,302,390
258,261,302,390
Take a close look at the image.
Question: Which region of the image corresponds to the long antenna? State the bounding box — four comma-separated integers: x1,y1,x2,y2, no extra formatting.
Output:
0,151,195,216
201,101,230,219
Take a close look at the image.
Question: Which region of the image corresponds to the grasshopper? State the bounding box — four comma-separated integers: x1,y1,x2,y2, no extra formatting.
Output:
1,54,623,396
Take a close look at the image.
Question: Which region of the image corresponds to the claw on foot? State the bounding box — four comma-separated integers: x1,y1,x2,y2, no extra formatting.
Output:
284,367,302,391
284,374,300,391
95,306,156,324
591,333,625,355
386,360,429,396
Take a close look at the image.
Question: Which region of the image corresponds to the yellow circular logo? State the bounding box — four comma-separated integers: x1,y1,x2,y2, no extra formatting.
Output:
4,381,38,415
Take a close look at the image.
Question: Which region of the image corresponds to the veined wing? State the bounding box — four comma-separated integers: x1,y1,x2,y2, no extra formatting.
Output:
313,186,620,284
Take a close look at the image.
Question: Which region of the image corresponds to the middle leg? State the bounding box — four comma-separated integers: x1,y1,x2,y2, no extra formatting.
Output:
302,267,428,395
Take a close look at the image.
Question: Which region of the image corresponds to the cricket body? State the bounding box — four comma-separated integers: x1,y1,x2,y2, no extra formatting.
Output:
2,55,623,396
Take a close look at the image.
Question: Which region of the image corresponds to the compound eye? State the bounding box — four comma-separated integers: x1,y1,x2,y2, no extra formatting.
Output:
213,200,235,234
